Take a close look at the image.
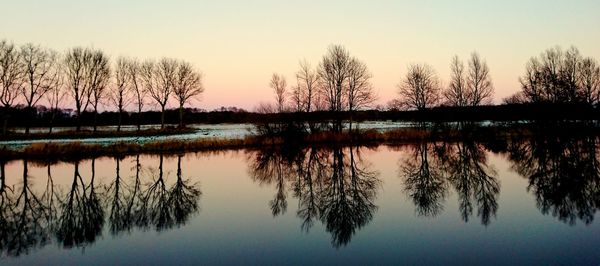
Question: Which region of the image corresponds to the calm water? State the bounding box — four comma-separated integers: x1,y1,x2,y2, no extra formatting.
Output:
1,139,600,265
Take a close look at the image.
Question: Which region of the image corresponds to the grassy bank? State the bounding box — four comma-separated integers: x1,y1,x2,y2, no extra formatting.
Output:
0,127,520,162
0,127,196,141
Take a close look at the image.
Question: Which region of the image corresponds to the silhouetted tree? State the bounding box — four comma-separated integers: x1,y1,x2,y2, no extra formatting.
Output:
519,46,595,104
466,52,494,106
318,45,351,132
20,43,60,134
398,63,441,110
173,60,204,128
270,73,287,113
347,58,375,131
110,57,131,132
64,47,92,132
88,50,111,133
142,58,177,129
577,57,600,105
444,55,468,106
293,60,320,113
0,40,24,134
43,64,65,134
126,57,145,131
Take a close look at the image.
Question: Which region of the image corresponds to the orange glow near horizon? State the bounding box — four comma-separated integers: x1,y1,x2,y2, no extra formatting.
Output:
1,0,599,111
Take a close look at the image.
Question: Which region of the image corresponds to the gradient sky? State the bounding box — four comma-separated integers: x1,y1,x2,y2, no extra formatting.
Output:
1,0,599,110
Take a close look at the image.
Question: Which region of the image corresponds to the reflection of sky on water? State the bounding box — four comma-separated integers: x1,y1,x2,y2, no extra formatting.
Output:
1,140,600,265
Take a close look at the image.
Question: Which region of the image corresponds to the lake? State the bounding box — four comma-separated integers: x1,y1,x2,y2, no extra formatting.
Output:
1,137,599,265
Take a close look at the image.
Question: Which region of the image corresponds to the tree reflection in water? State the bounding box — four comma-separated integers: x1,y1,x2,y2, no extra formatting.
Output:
505,123,600,225
399,135,499,225
401,142,447,217
0,155,201,257
248,145,380,248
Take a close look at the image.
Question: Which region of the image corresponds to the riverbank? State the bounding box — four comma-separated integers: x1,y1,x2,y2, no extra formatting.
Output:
0,126,513,162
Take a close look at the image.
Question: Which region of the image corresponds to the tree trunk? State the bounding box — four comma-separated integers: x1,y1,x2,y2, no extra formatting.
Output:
179,105,184,128
48,110,55,134
93,110,98,133
160,105,166,130
117,110,122,132
137,107,142,132
76,110,81,132
2,117,7,136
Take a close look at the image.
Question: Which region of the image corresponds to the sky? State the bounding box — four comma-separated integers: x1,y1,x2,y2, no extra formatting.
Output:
1,0,599,111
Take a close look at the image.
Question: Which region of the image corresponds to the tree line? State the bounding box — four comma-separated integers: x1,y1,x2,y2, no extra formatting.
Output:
265,45,599,113
0,39,204,134
2,40,600,136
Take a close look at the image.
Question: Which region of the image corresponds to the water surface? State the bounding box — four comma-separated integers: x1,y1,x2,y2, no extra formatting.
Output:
1,138,599,265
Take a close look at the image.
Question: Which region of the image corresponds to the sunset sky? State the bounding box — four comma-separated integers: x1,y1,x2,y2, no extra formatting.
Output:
2,0,599,110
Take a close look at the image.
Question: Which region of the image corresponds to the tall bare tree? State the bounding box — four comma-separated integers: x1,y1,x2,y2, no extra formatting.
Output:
270,73,287,113
64,47,92,132
318,45,351,113
444,55,468,107
125,57,145,131
173,60,204,128
142,58,177,129
20,43,60,134
347,58,375,131
0,40,24,134
44,69,65,134
295,59,319,113
88,50,111,133
318,45,351,132
110,57,131,132
577,57,600,105
466,52,493,106
290,84,303,112
398,63,441,110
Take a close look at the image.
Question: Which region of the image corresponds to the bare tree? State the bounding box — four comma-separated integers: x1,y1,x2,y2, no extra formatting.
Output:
577,57,600,105
466,52,493,106
318,45,352,132
44,70,66,134
64,47,93,132
398,63,441,110
173,60,204,128
142,58,177,129
444,55,468,107
296,59,319,112
318,45,351,113
88,50,111,133
290,84,303,112
270,73,287,113
20,43,60,134
518,46,589,104
125,57,145,131
110,57,131,132
0,40,24,134
502,92,525,105
562,47,580,101
519,57,544,103
347,58,375,131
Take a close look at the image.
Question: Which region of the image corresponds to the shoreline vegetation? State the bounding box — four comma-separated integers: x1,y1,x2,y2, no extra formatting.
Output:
2,122,599,162
0,126,196,141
